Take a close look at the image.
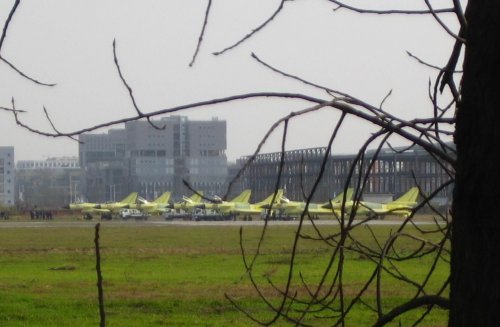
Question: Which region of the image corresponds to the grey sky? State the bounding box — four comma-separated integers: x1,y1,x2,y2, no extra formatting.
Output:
0,0,457,161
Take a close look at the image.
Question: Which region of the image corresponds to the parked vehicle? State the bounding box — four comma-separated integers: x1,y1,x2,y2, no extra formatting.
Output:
120,209,149,220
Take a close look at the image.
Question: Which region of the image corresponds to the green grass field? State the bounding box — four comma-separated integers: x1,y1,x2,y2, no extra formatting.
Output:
0,222,449,326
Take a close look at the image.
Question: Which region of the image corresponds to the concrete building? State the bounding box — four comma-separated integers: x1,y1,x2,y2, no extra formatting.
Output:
16,157,82,208
0,147,15,206
79,116,227,202
79,129,128,202
79,129,127,167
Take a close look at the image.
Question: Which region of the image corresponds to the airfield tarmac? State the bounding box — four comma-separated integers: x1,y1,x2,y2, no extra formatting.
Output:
0,218,440,228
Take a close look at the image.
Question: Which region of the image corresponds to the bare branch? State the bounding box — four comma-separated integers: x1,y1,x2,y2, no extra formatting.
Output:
112,39,142,116
0,0,20,52
452,0,467,28
0,56,56,86
94,223,106,327
42,106,81,143
423,0,466,44
379,89,392,110
251,52,456,157
112,39,164,130
406,50,462,73
251,52,350,97
329,0,455,15
10,92,322,137
189,0,212,67
0,104,25,113
213,0,287,56
11,98,79,142
439,25,465,95
373,296,449,327
0,0,56,86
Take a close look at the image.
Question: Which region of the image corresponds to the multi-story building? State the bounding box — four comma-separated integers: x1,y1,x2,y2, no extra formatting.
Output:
16,157,82,208
0,147,15,206
79,129,127,167
79,129,128,202
79,116,228,202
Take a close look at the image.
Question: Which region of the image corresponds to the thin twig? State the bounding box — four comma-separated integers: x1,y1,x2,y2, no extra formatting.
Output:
0,0,55,86
43,106,81,143
0,56,56,86
329,0,454,15
112,39,164,130
213,0,287,56
0,105,25,113
379,89,392,110
189,0,212,67
0,0,20,51
406,50,462,73
423,0,466,43
94,223,106,327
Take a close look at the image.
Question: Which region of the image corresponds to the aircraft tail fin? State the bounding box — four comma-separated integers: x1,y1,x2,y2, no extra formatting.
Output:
256,189,284,207
321,188,354,209
384,187,420,217
231,189,252,203
330,187,354,203
390,187,419,205
153,192,171,204
121,192,138,204
189,191,203,203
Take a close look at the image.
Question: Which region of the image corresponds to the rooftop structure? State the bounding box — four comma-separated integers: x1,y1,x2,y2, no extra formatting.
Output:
16,157,80,170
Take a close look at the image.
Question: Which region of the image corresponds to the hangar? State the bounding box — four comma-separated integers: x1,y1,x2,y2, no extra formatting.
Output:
237,144,453,207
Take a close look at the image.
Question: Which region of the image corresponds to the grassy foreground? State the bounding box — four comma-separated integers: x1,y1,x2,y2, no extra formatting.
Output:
0,222,449,326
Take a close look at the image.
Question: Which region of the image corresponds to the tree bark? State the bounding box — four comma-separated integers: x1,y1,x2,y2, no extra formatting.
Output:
451,2,500,326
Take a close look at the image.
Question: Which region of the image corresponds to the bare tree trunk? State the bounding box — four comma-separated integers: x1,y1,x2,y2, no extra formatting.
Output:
451,2,500,325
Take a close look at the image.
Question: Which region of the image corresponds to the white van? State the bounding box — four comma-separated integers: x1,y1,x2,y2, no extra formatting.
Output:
120,209,148,220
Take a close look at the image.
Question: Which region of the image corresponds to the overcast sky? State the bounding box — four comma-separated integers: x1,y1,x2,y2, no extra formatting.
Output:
0,0,458,161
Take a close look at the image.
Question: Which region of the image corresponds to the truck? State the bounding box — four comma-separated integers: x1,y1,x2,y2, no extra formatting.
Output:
120,209,149,221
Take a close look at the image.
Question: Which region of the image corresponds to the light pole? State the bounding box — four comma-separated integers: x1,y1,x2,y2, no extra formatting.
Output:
109,184,115,202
